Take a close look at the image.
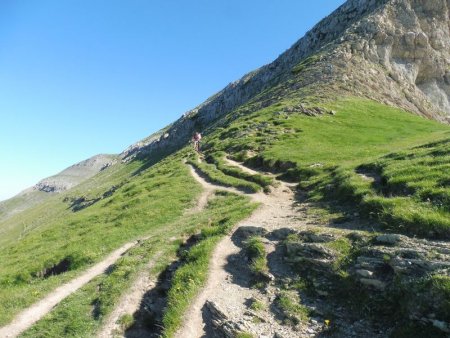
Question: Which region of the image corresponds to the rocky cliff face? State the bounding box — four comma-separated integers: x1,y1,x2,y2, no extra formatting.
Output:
329,0,450,119
122,0,450,160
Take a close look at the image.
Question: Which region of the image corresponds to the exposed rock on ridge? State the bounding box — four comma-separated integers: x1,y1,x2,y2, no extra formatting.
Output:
123,0,450,161
121,0,387,160
330,0,450,119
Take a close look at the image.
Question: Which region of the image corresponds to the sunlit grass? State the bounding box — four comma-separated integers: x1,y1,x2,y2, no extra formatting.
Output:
0,153,201,326
161,192,257,338
187,157,261,193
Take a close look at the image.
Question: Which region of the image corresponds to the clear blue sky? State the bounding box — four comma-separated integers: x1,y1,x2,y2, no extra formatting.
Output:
0,0,345,201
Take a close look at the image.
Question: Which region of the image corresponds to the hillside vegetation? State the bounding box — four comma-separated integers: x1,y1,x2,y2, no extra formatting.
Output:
0,154,201,325
1,95,450,337
202,97,450,238
2,0,450,333
194,97,450,337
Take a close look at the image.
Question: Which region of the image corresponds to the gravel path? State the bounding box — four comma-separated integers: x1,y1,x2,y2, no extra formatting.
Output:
177,160,308,338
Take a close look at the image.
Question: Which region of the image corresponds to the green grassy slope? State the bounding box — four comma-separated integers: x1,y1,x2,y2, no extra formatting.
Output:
202,97,450,238
20,191,256,338
210,97,449,167
323,138,450,238
0,190,49,218
0,152,202,325
196,95,450,336
0,161,131,247
1,93,450,337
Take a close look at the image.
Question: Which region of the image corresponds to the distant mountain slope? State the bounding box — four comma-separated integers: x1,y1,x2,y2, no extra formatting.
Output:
34,154,117,193
0,154,116,222
1,1,450,336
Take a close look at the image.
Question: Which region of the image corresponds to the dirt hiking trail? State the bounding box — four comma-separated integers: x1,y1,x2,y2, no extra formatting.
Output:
97,165,220,337
97,253,162,338
0,242,137,338
177,159,306,338
0,167,215,338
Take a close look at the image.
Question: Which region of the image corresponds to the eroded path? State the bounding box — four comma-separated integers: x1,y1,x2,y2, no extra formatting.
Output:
0,242,137,338
97,175,214,338
96,253,161,338
179,159,428,338
177,160,308,338
0,167,216,338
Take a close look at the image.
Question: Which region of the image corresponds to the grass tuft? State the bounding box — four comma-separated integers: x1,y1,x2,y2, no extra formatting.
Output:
187,158,262,193
161,192,257,338
275,291,310,326
205,152,273,189
244,237,269,280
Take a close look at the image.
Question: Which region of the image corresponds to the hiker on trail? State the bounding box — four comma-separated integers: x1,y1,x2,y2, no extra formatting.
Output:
192,131,202,153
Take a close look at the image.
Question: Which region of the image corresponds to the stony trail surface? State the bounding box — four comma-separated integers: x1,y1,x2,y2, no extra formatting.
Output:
191,157,450,338
179,159,393,337
177,161,311,338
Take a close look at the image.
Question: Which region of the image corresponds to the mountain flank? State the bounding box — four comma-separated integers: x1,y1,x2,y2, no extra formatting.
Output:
123,0,450,161
34,154,117,193
0,154,116,223
1,0,450,337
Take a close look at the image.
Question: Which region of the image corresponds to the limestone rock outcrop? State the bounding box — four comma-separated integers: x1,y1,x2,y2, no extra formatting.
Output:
122,0,450,161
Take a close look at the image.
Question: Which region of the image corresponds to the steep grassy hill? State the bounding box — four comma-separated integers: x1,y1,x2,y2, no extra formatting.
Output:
1,0,450,337
1,96,448,337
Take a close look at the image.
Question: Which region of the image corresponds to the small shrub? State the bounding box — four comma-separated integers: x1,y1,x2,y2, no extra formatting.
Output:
249,299,265,311
244,237,268,278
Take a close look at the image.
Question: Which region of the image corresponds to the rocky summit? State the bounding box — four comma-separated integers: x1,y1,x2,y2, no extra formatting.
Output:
1,1,450,338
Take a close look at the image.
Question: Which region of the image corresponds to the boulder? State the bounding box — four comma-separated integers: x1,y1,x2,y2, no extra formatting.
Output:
375,234,402,245
204,301,243,338
285,242,334,258
355,269,374,278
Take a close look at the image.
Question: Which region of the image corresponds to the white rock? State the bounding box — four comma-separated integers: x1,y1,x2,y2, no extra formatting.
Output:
432,320,450,333
356,269,374,278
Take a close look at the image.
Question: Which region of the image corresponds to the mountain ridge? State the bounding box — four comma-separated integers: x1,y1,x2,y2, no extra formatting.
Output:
121,0,450,161
4,0,450,227
1,1,450,336
0,154,116,222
